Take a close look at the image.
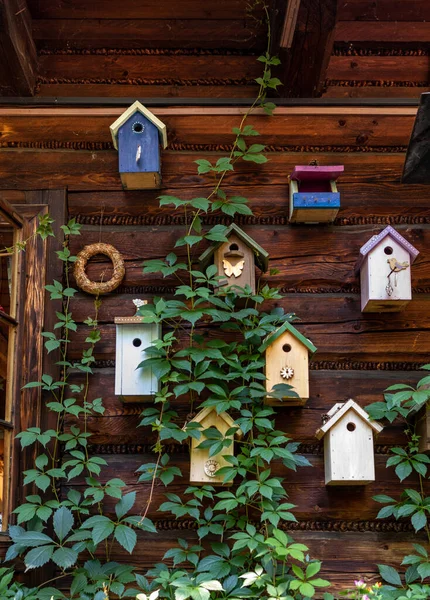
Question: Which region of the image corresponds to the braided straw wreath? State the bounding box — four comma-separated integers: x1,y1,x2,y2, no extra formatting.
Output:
73,243,125,295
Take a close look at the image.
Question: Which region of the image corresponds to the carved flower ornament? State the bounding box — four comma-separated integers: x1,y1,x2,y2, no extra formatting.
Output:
280,366,294,380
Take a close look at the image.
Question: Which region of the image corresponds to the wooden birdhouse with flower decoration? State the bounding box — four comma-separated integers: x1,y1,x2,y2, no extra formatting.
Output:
355,225,419,313
316,399,383,486
198,223,269,295
260,321,317,407
114,299,161,402
187,407,243,486
110,101,168,190
289,165,344,223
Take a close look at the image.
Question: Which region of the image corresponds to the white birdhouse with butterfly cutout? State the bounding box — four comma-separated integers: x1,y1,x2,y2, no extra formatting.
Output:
198,223,269,294
114,299,161,402
187,407,243,486
260,321,317,407
316,399,383,486
355,225,419,313
110,101,167,190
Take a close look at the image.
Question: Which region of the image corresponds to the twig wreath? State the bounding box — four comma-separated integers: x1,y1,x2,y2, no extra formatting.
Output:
73,242,125,295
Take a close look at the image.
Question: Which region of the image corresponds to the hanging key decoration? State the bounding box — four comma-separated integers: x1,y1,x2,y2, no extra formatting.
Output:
386,257,410,297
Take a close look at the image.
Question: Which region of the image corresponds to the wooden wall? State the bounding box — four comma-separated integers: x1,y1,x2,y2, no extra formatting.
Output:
1,104,429,591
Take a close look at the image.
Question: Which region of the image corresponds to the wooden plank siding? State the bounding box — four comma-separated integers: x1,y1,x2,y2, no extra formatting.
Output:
0,103,428,591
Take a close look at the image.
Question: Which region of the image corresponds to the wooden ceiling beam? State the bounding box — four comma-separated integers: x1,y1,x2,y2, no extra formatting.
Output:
272,0,338,98
0,0,37,96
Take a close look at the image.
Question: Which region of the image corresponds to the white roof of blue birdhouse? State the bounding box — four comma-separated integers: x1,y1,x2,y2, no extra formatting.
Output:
110,101,168,150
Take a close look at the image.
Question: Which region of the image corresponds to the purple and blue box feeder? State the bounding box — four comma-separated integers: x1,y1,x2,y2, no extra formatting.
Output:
289,165,344,224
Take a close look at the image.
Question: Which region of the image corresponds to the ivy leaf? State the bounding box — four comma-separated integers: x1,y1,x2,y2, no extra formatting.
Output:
411,510,427,532
115,492,136,520
395,461,412,481
51,547,78,569
378,564,402,586
24,545,55,570
114,524,137,554
53,506,74,542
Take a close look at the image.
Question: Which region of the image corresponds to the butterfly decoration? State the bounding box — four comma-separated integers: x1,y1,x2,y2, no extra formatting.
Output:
223,259,245,278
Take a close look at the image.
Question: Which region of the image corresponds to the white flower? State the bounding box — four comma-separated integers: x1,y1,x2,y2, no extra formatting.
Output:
239,566,264,587
136,591,160,600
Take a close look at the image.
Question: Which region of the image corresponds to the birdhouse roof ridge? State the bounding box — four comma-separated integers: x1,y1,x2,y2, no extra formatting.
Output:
315,398,383,439
110,101,168,150
355,225,419,272
198,222,269,272
187,406,243,438
259,320,317,355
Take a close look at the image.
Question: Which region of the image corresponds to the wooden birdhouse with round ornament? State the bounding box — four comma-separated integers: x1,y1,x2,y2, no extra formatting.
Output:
260,321,317,407
355,225,419,313
198,223,269,294
316,399,383,486
114,300,161,402
110,101,167,190
289,165,343,224
187,407,243,486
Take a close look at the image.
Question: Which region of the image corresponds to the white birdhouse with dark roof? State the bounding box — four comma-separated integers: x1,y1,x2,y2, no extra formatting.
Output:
188,407,243,486
355,225,419,313
260,321,317,407
110,101,168,190
316,399,383,486
198,223,269,295
114,300,161,402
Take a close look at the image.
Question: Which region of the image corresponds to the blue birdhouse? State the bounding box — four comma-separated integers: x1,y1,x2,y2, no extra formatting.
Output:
289,165,344,224
110,101,168,190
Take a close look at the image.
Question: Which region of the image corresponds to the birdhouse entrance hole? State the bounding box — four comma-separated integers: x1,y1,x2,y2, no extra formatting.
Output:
132,338,142,348
132,122,144,133
384,246,393,255
229,243,239,252
346,422,356,432
282,344,292,353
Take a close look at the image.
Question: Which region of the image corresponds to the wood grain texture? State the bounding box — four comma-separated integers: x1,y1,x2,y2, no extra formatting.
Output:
338,0,430,22
35,83,260,99
0,108,417,148
28,0,260,20
323,85,430,98
59,453,429,522
326,55,430,82
66,225,430,293
32,19,265,50
0,0,37,96
38,54,262,81
66,368,421,448
280,0,337,97
1,150,421,192
335,21,430,42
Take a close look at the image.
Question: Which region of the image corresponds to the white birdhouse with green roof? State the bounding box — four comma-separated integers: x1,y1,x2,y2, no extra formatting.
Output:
316,399,383,486
110,101,168,190
187,407,243,486
198,223,269,295
260,321,317,407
